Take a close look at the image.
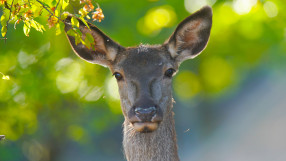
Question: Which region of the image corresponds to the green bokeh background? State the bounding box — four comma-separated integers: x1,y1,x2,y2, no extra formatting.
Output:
1,0,286,160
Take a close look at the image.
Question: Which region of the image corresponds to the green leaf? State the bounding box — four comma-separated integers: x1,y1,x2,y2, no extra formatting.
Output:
52,0,57,6
75,35,81,45
31,3,43,17
67,29,77,37
1,15,6,26
79,8,87,17
1,26,7,37
62,0,69,10
30,20,43,32
83,38,91,49
40,2,50,8
74,28,82,36
71,17,79,28
75,14,81,18
85,32,94,43
61,12,69,20
55,10,59,17
24,22,31,37
79,17,90,29
41,24,46,32
56,22,65,35
83,33,96,49
56,23,61,35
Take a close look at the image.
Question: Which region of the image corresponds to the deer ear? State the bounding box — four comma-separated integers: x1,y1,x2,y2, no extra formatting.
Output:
64,16,124,67
165,6,212,64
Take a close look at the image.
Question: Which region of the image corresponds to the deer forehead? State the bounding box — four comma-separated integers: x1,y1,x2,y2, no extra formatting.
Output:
112,46,175,78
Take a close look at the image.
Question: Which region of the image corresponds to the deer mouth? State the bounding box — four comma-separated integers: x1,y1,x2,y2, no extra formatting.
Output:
130,114,162,133
128,105,163,133
132,122,159,133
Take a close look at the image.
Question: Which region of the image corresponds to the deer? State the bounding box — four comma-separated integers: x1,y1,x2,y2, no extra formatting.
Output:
64,6,212,161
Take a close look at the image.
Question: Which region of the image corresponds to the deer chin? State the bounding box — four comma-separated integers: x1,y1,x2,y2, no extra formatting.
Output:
133,122,159,133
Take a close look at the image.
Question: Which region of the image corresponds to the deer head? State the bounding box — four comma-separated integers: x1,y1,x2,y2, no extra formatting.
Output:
65,6,212,133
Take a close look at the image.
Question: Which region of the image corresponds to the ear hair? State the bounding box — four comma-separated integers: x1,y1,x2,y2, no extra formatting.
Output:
64,16,125,67
165,6,212,63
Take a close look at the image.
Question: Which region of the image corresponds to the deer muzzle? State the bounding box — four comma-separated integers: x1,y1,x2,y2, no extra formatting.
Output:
128,105,163,133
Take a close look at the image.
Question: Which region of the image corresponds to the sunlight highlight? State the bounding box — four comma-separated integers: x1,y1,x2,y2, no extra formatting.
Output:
184,0,216,13
55,58,83,94
263,1,278,18
18,51,37,69
174,71,201,100
13,92,26,105
0,72,10,80
85,86,103,101
233,0,257,15
106,76,120,100
137,5,176,35
200,57,235,93
78,80,103,102
105,76,121,114
22,140,46,161
68,125,85,141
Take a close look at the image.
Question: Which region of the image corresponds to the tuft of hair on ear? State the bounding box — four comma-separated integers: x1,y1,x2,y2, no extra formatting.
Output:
165,6,212,63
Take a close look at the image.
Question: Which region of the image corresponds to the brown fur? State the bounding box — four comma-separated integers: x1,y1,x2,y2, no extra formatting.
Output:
123,111,179,161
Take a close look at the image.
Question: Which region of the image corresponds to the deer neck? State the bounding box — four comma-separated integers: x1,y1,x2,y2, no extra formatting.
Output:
123,111,179,161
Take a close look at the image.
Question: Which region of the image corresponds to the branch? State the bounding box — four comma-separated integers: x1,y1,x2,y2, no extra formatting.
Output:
55,0,61,11
36,0,66,25
4,0,14,43
4,1,11,10
35,0,61,20
36,0,55,16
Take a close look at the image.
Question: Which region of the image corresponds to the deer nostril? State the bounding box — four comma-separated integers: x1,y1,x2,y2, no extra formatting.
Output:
134,106,157,116
151,109,156,115
134,107,141,115
130,105,162,123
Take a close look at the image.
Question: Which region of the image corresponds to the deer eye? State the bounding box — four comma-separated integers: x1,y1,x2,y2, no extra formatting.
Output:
113,72,123,81
164,68,176,78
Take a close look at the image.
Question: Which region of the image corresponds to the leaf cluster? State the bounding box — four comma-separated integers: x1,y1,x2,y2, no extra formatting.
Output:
0,0,103,47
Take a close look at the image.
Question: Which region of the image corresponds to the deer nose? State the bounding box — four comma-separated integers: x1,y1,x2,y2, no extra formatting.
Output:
134,106,157,122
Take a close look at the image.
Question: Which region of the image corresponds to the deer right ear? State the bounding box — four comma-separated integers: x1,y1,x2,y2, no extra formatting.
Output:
64,16,124,67
165,6,212,64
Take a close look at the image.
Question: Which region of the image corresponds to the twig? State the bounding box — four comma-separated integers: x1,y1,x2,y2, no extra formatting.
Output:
36,0,56,17
4,0,14,43
35,0,65,24
55,0,61,11
4,1,11,10
0,72,5,76
54,0,62,17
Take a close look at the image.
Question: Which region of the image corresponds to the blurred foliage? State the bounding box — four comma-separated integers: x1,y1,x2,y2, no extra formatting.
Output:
0,0,286,160
0,0,106,51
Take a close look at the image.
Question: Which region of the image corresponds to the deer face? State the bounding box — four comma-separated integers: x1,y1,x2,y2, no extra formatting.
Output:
110,47,176,132
65,6,212,133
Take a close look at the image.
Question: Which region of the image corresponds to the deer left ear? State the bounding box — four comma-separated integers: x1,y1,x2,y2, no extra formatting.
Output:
165,6,212,64
64,16,124,67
